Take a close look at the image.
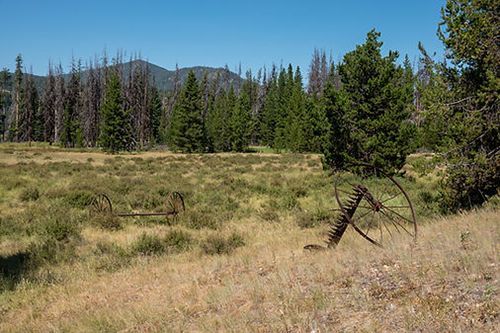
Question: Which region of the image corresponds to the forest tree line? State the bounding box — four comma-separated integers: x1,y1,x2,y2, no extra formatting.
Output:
0,0,497,211
0,31,415,166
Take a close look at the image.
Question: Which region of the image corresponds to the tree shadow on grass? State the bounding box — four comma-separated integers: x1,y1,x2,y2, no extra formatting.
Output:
0,252,32,291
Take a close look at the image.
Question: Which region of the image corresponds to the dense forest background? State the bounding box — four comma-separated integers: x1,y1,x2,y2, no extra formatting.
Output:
0,0,497,211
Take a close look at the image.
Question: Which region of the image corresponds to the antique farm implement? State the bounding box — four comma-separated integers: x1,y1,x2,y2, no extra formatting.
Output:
305,163,417,249
89,191,185,218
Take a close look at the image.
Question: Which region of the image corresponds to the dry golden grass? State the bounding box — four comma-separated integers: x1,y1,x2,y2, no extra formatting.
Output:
0,144,498,332
0,209,498,332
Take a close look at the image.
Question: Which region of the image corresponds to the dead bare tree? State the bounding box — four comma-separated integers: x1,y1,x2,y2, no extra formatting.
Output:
82,59,102,147
54,64,65,142
41,64,56,143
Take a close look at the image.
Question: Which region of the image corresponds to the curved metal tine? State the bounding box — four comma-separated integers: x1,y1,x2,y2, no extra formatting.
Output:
346,179,359,189
379,209,413,236
336,187,354,196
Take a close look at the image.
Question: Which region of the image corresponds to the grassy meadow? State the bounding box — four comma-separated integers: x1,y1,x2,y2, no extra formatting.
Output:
0,143,498,332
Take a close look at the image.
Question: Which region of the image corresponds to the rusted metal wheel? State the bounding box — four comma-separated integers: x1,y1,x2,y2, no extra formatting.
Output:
90,193,113,215
333,163,417,247
165,191,185,216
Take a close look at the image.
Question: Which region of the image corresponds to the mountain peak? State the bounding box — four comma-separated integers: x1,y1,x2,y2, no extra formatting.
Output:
117,60,241,91
12,60,242,92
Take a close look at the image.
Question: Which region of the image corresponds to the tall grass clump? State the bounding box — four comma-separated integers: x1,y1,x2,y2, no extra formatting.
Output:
201,232,245,255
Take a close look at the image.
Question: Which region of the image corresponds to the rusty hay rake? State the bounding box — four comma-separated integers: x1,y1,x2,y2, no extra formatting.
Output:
305,163,417,250
89,191,185,219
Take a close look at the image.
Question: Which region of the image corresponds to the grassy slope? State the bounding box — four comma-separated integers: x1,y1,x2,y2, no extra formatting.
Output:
0,144,498,332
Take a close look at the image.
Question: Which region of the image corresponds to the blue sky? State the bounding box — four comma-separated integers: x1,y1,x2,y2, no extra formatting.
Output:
0,0,446,76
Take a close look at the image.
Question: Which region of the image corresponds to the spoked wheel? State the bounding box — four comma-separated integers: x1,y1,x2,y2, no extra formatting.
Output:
90,193,113,215
333,163,417,247
165,191,185,216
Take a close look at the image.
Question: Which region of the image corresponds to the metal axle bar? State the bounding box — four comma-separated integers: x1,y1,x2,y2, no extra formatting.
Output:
115,212,177,217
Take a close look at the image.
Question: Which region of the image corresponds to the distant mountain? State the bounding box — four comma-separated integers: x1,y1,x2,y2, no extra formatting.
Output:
117,59,243,91
3,60,243,93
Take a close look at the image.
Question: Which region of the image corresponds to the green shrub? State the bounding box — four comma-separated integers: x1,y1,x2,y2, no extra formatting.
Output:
28,237,77,266
90,213,122,231
93,242,131,272
280,192,299,210
19,187,40,202
201,233,245,255
0,216,23,237
258,208,279,222
163,230,193,253
181,210,219,230
64,190,94,208
131,233,166,256
441,154,499,212
418,190,435,205
131,230,194,256
40,216,80,242
295,212,316,229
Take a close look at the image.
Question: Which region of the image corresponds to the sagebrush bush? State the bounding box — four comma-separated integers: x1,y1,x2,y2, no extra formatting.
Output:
163,230,193,253
19,187,40,202
280,192,299,210
93,242,131,272
90,213,122,231
180,210,219,230
201,233,245,255
131,233,166,256
296,209,332,229
295,212,317,229
39,216,80,242
28,237,77,266
0,216,24,237
64,190,94,208
258,207,279,222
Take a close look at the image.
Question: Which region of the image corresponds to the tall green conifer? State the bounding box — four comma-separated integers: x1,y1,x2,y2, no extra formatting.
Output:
99,70,132,152
168,71,205,152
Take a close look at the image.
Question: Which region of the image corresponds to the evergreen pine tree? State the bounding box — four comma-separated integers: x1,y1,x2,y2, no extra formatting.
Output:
41,67,56,143
260,67,278,146
273,66,292,150
284,66,307,152
437,0,499,210
306,96,331,153
321,78,350,169
230,85,251,152
325,30,415,172
149,86,163,144
168,71,205,152
99,70,132,152
206,87,233,152
61,61,82,147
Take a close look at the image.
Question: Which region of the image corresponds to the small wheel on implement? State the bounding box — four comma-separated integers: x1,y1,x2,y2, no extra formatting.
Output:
90,193,113,215
165,191,185,217
333,163,417,247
